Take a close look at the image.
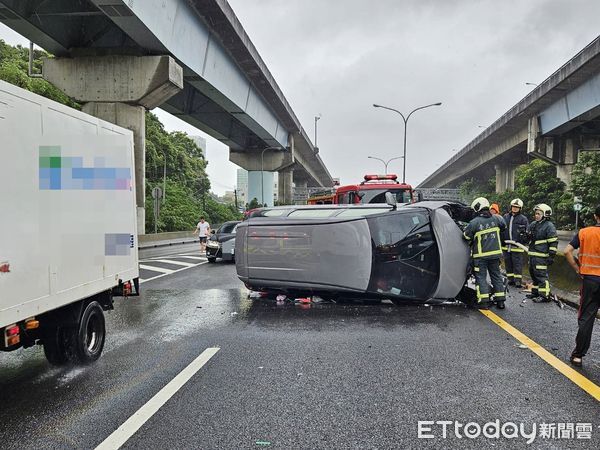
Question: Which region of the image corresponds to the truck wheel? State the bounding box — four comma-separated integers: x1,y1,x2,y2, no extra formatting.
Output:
69,301,106,364
207,257,216,263
43,326,70,366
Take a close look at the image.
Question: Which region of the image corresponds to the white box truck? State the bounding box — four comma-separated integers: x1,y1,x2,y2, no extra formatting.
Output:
0,80,139,365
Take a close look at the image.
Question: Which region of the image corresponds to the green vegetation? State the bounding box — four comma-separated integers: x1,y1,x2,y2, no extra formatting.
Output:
570,151,600,224
0,40,241,232
458,157,598,229
144,112,240,232
0,41,78,108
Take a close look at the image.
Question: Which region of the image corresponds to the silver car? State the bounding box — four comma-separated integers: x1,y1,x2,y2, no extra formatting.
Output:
206,221,241,263
235,202,474,304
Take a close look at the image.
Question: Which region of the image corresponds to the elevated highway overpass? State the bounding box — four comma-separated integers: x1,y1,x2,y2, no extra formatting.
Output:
0,0,332,227
419,36,600,193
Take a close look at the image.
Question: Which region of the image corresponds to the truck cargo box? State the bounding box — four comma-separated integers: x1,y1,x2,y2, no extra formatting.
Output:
0,80,138,363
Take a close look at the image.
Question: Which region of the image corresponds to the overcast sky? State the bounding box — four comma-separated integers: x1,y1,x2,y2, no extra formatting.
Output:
2,0,600,194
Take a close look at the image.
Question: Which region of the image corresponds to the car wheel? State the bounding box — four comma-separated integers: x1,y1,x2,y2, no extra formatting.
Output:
67,301,106,364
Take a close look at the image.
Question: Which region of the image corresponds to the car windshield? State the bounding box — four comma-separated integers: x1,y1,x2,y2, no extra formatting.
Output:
361,188,412,204
218,223,238,234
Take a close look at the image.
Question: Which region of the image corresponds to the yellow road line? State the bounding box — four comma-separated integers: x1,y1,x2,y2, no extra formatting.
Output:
479,309,600,402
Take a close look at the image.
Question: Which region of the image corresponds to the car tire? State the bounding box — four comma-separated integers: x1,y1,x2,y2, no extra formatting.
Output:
207,257,216,263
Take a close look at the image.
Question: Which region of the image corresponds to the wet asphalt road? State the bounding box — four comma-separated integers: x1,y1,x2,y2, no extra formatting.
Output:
1,245,599,449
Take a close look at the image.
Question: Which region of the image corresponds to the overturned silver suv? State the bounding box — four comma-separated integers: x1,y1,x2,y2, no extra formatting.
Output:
235,201,475,304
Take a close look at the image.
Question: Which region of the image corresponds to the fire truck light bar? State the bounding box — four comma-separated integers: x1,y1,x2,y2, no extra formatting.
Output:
363,174,398,181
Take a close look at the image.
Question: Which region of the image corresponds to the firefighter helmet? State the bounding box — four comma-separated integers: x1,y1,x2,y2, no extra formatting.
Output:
510,198,524,209
471,197,490,212
534,203,552,217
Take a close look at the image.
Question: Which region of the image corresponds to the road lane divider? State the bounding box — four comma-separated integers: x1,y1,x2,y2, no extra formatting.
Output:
95,347,220,450
480,309,600,402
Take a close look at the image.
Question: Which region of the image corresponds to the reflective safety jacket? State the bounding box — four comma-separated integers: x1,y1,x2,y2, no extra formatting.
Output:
579,225,600,277
527,218,558,258
501,212,529,252
463,211,506,259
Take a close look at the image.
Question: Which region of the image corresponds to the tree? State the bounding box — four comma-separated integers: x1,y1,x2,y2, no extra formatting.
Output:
457,159,572,227
570,151,600,226
247,198,261,210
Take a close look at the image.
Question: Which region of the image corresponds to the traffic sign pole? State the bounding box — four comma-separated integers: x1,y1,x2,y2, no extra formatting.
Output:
574,200,582,231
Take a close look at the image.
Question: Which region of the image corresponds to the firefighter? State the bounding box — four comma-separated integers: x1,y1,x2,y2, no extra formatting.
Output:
463,197,507,308
526,203,558,302
501,198,529,288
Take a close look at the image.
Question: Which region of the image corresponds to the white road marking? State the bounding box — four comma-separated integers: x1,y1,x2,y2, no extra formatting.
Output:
139,261,208,284
139,264,173,274
150,259,197,267
175,255,206,260
95,347,220,450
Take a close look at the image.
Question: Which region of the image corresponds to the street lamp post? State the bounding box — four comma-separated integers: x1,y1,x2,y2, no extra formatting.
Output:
260,146,282,206
314,114,321,147
373,102,442,183
367,155,404,175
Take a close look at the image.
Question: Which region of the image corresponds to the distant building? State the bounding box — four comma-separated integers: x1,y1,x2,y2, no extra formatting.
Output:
189,135,206,158
236,168,279,206
236,169,248,205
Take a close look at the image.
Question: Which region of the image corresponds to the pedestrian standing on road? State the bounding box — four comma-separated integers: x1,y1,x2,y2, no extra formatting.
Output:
463,197,507,309
193,216,211,253
526,204,558,302
501,198,529,288
564,205,600,367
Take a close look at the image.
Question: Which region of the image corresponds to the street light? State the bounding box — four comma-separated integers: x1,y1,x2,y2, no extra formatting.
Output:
260,146,283,206
373,102,442,183
367,155,403,175
314,114,321,148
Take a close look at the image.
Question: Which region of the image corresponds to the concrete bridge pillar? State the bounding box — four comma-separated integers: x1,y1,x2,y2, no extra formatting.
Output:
42,55,183,234
278,168,294,205
494,163,516,193
293,178,308,204
230,148,292,207
555,138,578,188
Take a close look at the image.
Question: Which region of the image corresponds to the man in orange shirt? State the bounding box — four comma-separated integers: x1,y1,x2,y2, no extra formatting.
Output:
564,205,600,367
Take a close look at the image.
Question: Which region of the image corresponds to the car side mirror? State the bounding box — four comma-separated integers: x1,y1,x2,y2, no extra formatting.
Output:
211,230,215,234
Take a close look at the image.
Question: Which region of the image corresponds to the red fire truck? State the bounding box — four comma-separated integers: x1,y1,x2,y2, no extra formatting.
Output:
307,174,416,205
